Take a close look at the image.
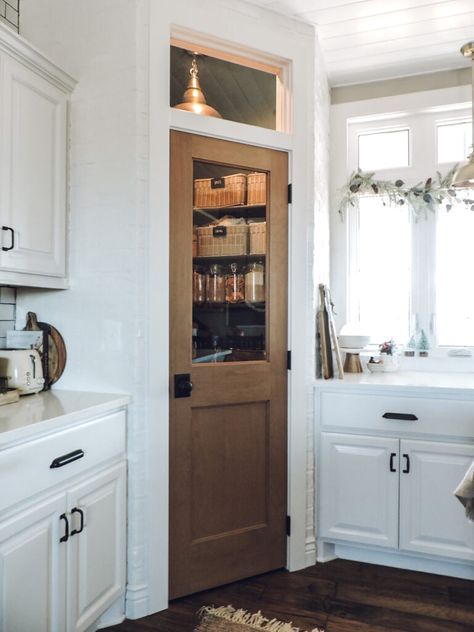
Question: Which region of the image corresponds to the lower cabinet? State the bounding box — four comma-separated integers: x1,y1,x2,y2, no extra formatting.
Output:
319,432,474,563
0,461,126,632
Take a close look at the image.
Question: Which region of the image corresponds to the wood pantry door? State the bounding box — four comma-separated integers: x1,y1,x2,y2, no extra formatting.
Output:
169,131,288,599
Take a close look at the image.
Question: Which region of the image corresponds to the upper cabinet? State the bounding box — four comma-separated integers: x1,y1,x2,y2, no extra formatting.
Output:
0,22,76,288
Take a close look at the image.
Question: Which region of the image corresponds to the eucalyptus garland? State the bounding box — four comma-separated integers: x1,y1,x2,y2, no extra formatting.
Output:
338,165,474,219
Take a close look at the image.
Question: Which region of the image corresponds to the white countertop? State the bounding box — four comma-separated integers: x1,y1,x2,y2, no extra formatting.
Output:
315,371,474,398
0,389,130,449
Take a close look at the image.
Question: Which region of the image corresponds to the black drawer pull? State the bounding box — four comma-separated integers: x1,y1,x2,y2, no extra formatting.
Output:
59,513,69,543
50,449,85,469
402,453,410,474
382,412,418,421
70,507,85,536
1,226,14,251
389,452,397,472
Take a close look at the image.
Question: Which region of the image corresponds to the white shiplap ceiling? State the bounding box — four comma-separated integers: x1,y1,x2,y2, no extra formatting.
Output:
244,0,474,86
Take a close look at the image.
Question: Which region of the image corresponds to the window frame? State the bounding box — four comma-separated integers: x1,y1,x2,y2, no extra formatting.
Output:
345,105,473,354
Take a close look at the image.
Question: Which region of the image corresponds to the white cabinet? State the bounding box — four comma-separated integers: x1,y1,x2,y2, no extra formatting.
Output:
0,22,75,288
319,433,399,548
317,386,474,578
0,493,67,632
400,440,474,561
320,432,474,563
0,408,127,632
67,463,126,632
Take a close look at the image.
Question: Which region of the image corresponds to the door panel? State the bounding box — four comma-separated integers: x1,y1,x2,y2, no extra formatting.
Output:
0,493,67,632
319,432,399,549
170,131,288,598
400,439,474,561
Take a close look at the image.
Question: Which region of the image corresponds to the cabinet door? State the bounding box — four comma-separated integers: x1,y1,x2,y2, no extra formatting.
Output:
66,462,126,632
0,493,67,632
400,439,474,561
0,55,67,276
319,433,399,548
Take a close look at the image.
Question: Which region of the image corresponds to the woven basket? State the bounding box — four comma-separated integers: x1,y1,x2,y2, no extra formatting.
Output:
249,221,266,255
194,174,247,208
197,224,248,257
247,172,267,205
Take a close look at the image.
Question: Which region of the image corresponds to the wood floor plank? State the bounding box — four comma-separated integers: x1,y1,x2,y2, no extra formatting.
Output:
102,560,474,632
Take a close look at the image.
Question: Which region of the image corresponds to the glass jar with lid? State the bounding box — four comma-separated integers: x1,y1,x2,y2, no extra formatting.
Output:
206,264,225,304
193,266,206,304
226,263,245,303
245,260,265,303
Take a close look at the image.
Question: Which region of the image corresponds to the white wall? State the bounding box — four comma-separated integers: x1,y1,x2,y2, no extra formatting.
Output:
19,0,330,618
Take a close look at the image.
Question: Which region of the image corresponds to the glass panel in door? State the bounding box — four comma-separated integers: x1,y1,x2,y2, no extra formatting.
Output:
192,161,267,363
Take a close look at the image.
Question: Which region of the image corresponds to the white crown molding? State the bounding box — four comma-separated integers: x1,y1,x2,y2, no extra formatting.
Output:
0,21,76,93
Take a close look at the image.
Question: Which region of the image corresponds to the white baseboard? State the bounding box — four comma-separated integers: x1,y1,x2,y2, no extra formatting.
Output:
126,583,150,620
305,536,317,567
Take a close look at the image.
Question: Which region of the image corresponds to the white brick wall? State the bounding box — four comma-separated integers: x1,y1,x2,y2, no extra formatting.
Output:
0,0,19,32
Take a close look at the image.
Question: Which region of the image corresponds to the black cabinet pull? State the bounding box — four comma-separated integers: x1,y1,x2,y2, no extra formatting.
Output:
389,452,397,472
1,226,14,251
402,453,410,473
50,449,85,469
382,412,418,421
174,373,193,398
59,513,69,543
70,507,85,536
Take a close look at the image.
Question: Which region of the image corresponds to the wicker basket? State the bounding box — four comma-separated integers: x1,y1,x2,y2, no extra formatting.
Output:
197,224,248,257
194,174,247,208
249,222,266,255
247,172,267,205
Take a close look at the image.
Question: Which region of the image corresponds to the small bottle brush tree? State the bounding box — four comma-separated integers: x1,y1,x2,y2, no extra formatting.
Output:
418,329,430,357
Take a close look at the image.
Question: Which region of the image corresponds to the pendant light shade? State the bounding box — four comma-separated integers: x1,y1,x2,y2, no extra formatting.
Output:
452,42,474,188
174,55,222,119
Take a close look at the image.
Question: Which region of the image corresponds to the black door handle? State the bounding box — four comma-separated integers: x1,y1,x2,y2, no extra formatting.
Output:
59,513,69,543
50,449,85,469
174,373,193,398
70,507,85,536
383,412,418,421
389,452,397,472
402,454,410,473
1,226,14,251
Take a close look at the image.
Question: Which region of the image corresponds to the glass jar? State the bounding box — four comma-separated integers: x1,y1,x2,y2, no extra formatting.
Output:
245,260,265,303
193,267,206,304
226,263,245,303
206,264,225,304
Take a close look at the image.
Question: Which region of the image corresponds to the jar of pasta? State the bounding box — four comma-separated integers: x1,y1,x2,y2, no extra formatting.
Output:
206,264,225,304
193,266,206,304
245,260,265,303
226,263,245,303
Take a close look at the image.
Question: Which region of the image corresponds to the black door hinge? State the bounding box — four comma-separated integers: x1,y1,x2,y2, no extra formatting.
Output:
288,183,292,204
287,350,291,370
286,515,291,536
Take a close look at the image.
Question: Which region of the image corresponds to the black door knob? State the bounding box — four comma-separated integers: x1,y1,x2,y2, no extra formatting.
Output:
174,373,193,398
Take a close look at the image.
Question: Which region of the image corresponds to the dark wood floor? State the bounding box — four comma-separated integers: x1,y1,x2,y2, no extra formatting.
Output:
103,559,474,632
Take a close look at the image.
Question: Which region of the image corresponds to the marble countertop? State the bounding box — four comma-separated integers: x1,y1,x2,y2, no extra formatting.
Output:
0,389,130,449
315,371,474,398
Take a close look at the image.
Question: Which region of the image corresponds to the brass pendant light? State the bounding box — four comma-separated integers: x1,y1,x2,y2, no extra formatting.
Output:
174,53,222,119
452,42,474,188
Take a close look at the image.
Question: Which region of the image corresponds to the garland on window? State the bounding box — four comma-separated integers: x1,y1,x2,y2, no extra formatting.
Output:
338,165,474,219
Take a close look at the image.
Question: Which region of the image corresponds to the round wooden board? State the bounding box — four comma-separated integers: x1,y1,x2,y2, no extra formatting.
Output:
24,312,67,387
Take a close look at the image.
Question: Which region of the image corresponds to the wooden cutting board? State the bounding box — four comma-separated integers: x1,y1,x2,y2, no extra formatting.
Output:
24,312,67,389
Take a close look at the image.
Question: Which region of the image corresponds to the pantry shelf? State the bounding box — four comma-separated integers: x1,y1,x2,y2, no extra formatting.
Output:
193,254,266,266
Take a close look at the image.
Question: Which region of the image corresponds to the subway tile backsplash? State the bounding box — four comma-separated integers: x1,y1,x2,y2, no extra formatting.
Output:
0,0,19,33
0,287,16,348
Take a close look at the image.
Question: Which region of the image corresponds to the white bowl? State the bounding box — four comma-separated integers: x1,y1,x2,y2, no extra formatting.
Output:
337,334,370,349
367,361,384,373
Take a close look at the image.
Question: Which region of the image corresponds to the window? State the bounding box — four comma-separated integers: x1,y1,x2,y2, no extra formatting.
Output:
358,128,410,171
345,105,474,351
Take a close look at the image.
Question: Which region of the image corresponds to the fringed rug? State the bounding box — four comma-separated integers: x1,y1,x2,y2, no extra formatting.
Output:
195,605,324,632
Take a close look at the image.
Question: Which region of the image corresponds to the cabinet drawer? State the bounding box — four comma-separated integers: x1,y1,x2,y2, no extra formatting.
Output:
0,411,126,513
319,391,474,439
